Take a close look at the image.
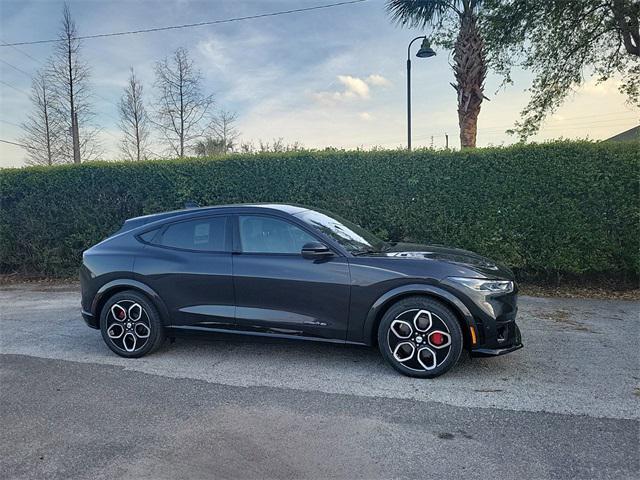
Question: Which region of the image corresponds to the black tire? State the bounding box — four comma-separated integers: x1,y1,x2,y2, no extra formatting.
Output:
100,290,164,358
377,296,463,378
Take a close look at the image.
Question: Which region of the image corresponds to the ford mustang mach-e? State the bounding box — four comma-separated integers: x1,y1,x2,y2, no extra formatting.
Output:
80,204,522,378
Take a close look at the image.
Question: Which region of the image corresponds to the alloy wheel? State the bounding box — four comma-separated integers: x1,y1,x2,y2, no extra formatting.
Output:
387,309,452,372
105,300,152,353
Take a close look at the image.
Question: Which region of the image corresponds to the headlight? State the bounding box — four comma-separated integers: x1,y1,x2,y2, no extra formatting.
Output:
448,277,514,294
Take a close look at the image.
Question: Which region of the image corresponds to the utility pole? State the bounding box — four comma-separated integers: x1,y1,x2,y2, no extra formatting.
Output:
445,133,449,149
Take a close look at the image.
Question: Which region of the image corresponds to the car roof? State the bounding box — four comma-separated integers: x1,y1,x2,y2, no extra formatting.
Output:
162,203,309,217
121,203,311,232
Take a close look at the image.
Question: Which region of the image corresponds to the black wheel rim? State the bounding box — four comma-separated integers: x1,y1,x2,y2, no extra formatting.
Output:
105,300,151,353
387,309,452,372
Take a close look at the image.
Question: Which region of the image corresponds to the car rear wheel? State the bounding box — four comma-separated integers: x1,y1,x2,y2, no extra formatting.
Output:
100,290,164,358
378,296,463,378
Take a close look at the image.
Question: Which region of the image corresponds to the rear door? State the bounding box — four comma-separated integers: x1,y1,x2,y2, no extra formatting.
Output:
135,215,235,327
232,213,351,340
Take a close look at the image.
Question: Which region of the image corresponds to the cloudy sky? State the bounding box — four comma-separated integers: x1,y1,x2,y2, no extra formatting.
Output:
0,0,637,168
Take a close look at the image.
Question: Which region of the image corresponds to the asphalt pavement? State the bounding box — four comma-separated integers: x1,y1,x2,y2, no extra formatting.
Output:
1,283,638,479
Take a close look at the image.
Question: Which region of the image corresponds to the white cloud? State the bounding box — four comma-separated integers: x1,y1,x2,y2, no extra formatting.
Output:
312,75,370,103
359,112,374,121
338,75,370,98
312,73,393,106
366,74,391,87
198,39,232,70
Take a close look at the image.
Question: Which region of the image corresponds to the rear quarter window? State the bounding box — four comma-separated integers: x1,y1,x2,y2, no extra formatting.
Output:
138,228,160,243
156,217,228,252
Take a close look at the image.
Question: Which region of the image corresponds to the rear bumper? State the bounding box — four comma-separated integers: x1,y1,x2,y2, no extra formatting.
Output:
82,309,99,329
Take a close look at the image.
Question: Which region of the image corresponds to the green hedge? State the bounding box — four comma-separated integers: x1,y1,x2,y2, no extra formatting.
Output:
1,141,638,279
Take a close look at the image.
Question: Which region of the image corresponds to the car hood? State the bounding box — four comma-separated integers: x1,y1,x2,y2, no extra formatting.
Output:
367,242,513,279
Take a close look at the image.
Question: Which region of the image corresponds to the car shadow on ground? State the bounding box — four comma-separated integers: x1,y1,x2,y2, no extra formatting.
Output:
148,328,521,380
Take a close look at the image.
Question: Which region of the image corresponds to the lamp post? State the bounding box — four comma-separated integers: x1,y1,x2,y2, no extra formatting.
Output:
407,36,436,151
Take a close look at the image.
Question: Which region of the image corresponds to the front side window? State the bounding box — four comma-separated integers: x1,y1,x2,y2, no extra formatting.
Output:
239,215,316,254
294,209,385,254
158,216,227,252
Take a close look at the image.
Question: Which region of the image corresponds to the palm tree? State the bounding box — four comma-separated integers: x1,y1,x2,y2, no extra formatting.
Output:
387,0,487,148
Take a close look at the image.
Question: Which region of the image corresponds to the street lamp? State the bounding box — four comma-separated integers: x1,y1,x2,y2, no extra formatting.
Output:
407,36,436,151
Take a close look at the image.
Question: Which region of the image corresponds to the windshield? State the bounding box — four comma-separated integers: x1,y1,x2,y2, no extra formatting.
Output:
294,209,386,254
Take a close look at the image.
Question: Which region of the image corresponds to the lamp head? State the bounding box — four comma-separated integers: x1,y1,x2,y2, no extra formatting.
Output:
416,38,436,58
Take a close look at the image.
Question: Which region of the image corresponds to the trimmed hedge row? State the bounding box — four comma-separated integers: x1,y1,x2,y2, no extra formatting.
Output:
1,141,638,278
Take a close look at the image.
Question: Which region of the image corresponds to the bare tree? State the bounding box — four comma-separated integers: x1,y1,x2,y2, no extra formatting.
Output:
49,2,101,163
210,109,239,153
154,47,214,158
118,68,150,161
236,138,304,153
194,110,240,157
19,69,65,166
259,138,304,153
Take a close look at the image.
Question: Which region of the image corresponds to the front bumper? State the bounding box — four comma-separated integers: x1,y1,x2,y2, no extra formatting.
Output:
440,279,523,357
82,309,99,329
471,343,523,357
471,324,522,357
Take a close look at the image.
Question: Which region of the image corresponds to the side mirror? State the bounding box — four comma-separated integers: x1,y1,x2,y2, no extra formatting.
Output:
301,242,333,260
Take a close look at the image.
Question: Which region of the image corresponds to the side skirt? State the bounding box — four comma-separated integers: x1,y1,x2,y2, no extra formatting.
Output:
166,325,367,346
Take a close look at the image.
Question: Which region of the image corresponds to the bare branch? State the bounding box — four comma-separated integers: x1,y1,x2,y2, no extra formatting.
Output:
153,47,215,157
19,69,66,166
195,109,240,156
118,68,151,161
48,2,101,162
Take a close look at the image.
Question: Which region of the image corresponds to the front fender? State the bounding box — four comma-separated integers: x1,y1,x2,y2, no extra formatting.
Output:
91,279,171,325
362,284,477,346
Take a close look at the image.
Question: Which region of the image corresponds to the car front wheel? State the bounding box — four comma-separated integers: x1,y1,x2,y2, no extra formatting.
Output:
378,296,463,378
100,290,164,358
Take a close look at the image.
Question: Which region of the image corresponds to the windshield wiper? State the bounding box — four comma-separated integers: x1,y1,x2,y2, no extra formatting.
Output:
352,248,381,256
380,242,396,252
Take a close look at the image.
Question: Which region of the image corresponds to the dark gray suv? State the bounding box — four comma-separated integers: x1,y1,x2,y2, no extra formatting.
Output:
80,204,522,378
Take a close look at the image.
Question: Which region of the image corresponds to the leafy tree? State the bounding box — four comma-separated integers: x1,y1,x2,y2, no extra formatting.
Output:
194,137,227,157
483,0,640,140
386,0,488,149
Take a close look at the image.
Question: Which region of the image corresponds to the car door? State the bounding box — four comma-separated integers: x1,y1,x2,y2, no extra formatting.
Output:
232,213,351,341
135,215,235,327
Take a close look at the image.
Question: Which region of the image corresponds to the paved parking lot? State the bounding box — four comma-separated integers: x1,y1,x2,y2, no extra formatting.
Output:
1,283,638,479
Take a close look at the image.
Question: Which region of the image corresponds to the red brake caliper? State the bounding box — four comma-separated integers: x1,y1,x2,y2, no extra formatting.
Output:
430,332,445,346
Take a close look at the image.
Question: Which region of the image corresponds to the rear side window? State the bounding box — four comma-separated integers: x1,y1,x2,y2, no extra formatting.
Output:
158,217,228,252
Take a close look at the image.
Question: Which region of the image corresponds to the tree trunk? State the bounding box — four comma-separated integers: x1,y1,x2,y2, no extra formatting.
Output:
66,33,80,164
611,0,640,56
42,81,53,166
452,10,487,149
179,59,185,158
